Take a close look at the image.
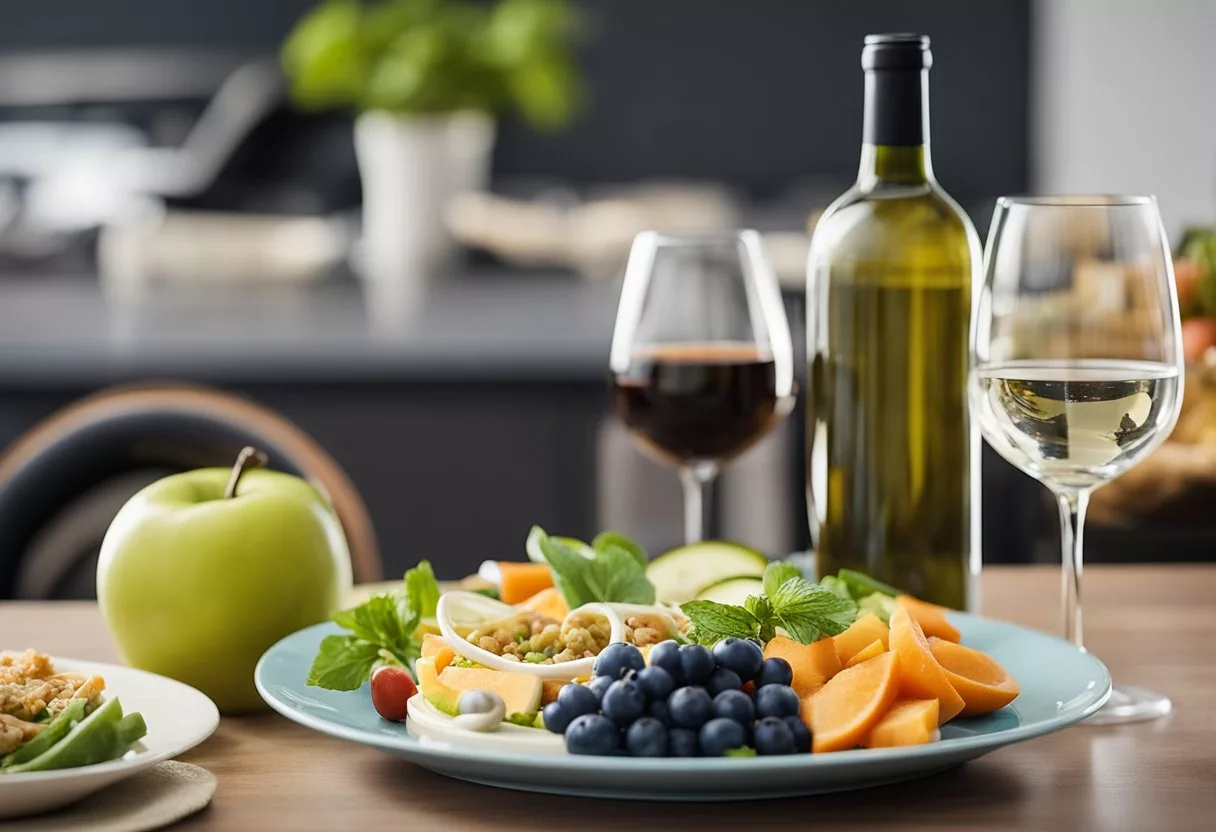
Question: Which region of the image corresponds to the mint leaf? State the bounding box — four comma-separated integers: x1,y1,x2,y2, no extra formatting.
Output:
771,578,857,643
818,575,852,602
405,560,440,618
585,545,655,605
680,600,760,646
536,529,595,608
591,531,647,568
745,595,777,642
331,593,416,663
837,569,904,601
762,561,802,597
306,635,382,690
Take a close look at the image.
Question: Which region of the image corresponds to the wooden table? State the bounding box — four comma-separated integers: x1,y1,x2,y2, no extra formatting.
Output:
3,566,1214,831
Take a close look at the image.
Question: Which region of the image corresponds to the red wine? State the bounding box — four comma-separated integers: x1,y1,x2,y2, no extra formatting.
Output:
612,343,792,465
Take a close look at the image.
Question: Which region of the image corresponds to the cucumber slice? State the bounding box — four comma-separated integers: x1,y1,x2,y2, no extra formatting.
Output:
646,541,769,604
694,576,765,606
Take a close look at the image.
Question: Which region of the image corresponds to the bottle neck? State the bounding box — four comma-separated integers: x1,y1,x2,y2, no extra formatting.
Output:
858,67,934,187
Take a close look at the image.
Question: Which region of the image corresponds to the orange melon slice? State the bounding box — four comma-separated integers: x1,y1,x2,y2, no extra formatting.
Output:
832,613,890,665
928,638,1020,717
806,651,900,753
896,595,961,643
518,586,569,621
863,699,940,748
420,633,456,672
499,562,555,605
845,638,886,668
888,606,965,724
765,635,842,698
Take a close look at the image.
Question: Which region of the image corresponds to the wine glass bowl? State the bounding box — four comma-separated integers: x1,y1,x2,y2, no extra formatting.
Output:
970,195,1184,724
610,230,795,544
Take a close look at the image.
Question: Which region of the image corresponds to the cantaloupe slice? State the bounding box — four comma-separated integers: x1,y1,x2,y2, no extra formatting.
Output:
765,635,842,698
437,665,543,716
518,586,569,621
542,679,566,706
928,638,1020,717
805,651,900,753
420,634,456,672
896,595,961,643
845,638,886,668
499,562,555,605
832,613,890,665
888,606,965,724
863,699,939,748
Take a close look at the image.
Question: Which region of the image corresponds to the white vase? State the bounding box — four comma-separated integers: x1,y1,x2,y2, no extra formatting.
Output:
354,110,495,280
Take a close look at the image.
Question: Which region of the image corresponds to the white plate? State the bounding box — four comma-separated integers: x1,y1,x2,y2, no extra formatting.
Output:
0,658,219,819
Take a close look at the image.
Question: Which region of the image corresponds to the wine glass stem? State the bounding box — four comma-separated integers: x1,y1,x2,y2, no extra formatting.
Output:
679,463,717,545
1056,489,1089,649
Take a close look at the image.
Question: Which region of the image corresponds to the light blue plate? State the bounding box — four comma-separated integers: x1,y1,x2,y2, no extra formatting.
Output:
255,614,1111,800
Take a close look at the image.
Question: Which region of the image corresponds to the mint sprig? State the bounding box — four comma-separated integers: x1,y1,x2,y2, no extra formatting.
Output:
531,526,655,607
681,562,857,647
306,558,441,690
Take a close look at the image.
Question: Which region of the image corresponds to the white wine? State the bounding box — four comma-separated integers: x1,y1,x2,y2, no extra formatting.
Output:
972,360,1180,490
807,34,980,609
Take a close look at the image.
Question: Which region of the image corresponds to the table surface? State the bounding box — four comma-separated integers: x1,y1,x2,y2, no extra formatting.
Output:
3,565,1214,831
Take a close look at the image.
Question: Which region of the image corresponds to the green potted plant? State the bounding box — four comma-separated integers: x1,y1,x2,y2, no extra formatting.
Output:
282,0,583,276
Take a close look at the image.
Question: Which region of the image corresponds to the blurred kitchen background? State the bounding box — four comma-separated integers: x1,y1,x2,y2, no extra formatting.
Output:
1,0,1214,598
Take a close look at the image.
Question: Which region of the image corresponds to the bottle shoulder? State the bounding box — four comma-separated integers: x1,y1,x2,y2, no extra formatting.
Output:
809,182,979,273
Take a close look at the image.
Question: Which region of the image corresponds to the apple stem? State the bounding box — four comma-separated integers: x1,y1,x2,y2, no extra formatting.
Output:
225,446,269,499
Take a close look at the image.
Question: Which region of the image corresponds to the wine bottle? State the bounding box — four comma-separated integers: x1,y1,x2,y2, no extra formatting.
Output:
806,34,981,609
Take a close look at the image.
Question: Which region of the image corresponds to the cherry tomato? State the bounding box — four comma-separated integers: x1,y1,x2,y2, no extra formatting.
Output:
1181,318,1216,364
370,665,417,722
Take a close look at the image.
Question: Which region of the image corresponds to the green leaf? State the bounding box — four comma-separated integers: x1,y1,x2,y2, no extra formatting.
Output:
744,595,777,643
535,528,594,608
762,561,802,598
584,545,655,605
680,600,760,646
817,575,852,602
306,635,382,690
404,560,440,618
770,579,858,644
837,569,905,601
331,593,416,656
591,531,647,568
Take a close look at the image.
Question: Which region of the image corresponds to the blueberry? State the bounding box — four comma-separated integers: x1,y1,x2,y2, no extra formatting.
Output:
712,689,755,726
668,727,699,757
625,717,669,757
557,683,601,719
636,666,675,701
541,701,571,734
756,657,794,688
705,667,743,697
699,717,748,757
587,674,613,702
754,684,801,720
711,637,764,681
647,640,685,686
782,715,812,753
667,686,713,730
647,699,669,726
565,714,621,755
679,644,715,685
593,642,646,680
601,679,647,727
753,716,797,755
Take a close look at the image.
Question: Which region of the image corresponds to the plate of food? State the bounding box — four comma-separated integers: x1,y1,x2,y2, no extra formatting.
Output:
255,527,1111,800
0,650,219,818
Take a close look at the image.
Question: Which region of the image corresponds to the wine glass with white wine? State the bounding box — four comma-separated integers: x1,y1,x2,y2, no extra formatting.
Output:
970,196,1184,725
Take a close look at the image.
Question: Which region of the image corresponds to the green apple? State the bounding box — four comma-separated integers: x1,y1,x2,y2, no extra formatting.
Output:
97,450,352,712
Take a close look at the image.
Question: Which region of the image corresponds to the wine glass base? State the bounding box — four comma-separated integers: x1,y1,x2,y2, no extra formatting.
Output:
1082,683,1172,726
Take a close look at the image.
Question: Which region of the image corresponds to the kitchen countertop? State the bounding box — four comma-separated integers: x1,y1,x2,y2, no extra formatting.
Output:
3,564,1213,831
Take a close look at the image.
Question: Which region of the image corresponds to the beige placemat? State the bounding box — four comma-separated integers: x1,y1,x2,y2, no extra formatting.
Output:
3,761,216,832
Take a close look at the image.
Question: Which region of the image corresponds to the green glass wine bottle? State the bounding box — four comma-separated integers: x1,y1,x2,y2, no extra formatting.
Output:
806,34,981,609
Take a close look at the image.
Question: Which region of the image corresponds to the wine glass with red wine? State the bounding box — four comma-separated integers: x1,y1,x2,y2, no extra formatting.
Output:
609,230,795,544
